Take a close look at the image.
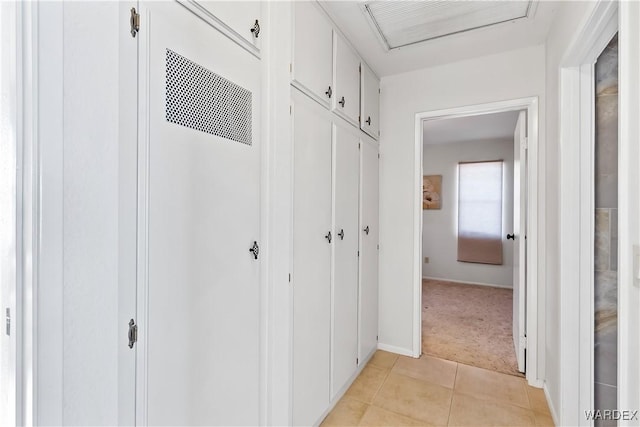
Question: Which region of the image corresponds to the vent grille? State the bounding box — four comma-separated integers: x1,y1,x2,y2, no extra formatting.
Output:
165,49,252,145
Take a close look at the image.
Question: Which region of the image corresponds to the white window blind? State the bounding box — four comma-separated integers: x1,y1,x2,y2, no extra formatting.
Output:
457,160,504,265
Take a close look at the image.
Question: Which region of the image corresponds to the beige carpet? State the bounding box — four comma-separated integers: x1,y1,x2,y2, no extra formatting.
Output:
422,279,523,377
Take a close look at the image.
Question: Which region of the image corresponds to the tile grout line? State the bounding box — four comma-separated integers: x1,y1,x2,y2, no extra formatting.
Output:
446,362,459,426
369,357,397,403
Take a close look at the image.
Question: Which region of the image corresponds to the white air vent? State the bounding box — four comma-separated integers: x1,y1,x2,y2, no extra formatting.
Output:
362,1,534,50
165,49,253,145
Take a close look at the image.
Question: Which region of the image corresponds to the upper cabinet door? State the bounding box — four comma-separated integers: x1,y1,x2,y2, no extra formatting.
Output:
194,1,262,51
360,63,380,139
333,32,360,125
293,2,333,106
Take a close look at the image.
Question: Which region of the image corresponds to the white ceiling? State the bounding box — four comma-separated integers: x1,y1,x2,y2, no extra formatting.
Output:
422,111,520,145
319,1,560,77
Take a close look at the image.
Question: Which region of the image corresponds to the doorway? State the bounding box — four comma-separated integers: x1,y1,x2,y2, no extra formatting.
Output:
420,110,524,377
413,97,541,386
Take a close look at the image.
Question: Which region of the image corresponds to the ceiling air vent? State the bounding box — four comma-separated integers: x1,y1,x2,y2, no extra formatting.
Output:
362,1,535,51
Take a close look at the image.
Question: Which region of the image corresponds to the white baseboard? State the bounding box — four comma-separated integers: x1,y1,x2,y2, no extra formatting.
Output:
377,342,416,358
543,382,560,427
422,275,513,290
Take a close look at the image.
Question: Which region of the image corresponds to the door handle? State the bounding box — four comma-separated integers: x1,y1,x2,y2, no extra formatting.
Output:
325,231,332,243
338,96,345,108
507,234,515,240
338,229,345,240
249,241,260,259
365,116,371,126
363,226,370,235
250,19,260,38
325,86,332,99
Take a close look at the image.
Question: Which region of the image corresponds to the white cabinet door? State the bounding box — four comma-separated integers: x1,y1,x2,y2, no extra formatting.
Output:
359,138,379,362
195,1,262,49
331,119,360,398
293,1,333,106
141,2,262,425
292,89,332,426
333,32,360,125
360,63,380,139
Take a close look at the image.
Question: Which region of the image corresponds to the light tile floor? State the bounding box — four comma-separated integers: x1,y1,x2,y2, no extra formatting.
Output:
321,351,554,427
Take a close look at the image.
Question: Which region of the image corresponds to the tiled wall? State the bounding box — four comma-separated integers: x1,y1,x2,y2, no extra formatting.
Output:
594,34,618,421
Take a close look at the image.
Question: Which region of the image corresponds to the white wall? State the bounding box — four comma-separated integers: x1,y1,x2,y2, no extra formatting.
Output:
378,44,546,361
37,2,121,425
422,139,514,288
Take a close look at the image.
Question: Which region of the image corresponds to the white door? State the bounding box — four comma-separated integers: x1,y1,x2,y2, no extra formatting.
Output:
292,1,333,106
359,138,379,362
292,89,332,426
360,63,379,139
512,111,527,373
139,2,262,424
333,32,360,126
331,119,360,398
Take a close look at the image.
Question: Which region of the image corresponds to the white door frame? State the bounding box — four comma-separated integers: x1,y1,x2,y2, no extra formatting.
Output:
413,97,541,387
558,1,616,425
558,1,636,425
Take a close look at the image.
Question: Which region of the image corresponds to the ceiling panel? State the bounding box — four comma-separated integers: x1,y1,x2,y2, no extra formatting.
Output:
364,1,533,50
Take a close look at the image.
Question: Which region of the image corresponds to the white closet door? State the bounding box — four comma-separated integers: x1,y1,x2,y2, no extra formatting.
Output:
292,89,332,426
292,1,333,106
140,2,261,425
360,63,379,139
333,32,360,125
331,119,360,398
359,139,379,362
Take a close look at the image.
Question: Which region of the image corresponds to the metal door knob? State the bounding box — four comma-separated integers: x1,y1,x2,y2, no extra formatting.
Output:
325,231,332,243
363,226,370,235
325,86,332,98
507,234,515,240
249,241,260,259
250,19,260,38
338,229,345,240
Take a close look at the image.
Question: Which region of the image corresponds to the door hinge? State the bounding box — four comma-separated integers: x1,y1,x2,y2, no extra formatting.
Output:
128,319,138,349
290,105,292,115
289,63,292,73
378,153,380,159
357,250,360,257
358,115,361,124
359,64,361,72
359,142,361,149
5,308,10,336
356,357,359,365
289,273,292,283
377,244,379,250
376,335,379,341
130,7,140,38
523,137,528,150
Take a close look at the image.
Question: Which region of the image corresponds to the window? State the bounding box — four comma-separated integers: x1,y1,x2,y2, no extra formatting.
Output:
457,160,504,265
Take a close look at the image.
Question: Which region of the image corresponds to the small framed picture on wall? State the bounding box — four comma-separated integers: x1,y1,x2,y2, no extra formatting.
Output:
423,175,442,210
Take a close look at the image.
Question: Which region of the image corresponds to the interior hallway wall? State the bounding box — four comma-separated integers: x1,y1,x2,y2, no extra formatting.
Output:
422,138,514,288
378,44,545,360
37,2,121,424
